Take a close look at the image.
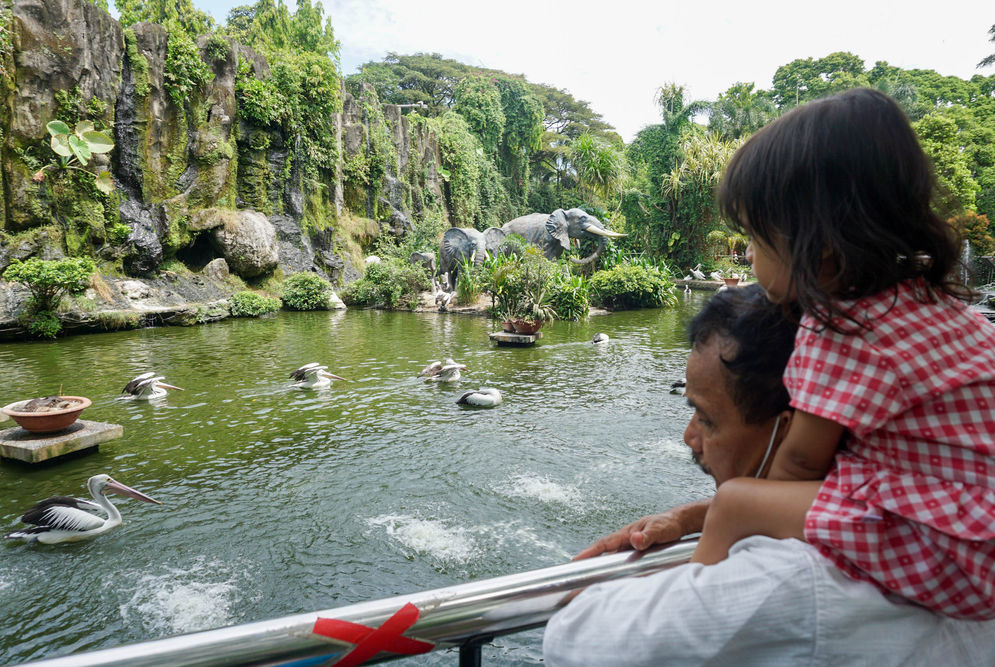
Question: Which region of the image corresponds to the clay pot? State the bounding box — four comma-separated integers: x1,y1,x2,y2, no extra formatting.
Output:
722,277,741,286
2,396,91,434
502,319,516,333
511,319,543,335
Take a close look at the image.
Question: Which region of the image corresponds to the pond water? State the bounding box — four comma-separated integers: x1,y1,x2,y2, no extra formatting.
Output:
0,294,713,665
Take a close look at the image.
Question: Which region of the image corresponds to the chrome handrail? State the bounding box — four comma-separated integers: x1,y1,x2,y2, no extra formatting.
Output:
25,540,697,666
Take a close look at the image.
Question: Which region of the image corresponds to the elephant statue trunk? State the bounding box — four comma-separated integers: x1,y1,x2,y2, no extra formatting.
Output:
570,223,624,265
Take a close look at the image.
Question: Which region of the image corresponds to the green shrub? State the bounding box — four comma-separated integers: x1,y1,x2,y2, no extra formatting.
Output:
19,309,61,339
281,272,333,311
455,257,482,305
229,291,281,317
341,259,431,310
589,263,677,310
4,257,96,311
549,273,590,321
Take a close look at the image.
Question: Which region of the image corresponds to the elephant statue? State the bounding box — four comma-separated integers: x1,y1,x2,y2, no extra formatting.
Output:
501,208,625,265
408,251,436,276
440,227,488,291
482,227,509,256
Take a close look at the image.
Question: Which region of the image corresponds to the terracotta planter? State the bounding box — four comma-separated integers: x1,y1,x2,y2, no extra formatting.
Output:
722,277,741,286
501,319,516,333
511,319,543,335
2,396,91,434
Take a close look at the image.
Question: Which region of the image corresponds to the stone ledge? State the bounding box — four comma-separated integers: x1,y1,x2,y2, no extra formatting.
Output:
0,420,123,463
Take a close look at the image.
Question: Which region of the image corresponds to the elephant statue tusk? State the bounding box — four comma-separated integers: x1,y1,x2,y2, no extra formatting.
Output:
583,226,626,239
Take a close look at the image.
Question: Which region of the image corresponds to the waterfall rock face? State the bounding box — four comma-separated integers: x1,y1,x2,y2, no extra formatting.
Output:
210,210,279,278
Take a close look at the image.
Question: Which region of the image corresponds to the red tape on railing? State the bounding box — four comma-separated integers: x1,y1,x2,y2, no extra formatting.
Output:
312,602,434,666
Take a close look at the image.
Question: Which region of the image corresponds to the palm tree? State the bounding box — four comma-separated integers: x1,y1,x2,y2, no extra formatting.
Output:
979,24,995,68
569,133,629,205
654,83,709,133
707,82,777,140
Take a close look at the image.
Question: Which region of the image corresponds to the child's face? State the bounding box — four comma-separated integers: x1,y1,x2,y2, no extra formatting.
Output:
746,235,793,303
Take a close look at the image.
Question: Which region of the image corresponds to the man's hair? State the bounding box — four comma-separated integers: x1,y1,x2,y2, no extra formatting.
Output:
687,284,798,424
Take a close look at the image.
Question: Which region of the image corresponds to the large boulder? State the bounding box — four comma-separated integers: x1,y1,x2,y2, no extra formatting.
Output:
210,210,278,278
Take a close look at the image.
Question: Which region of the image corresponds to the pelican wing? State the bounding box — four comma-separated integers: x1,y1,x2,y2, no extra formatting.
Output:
123,372,156,394
418,361,442,377
21,497,105,531
290,363,324,381
455,391,475,404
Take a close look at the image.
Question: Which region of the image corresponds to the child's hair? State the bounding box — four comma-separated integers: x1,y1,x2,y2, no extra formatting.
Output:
717,87,968,329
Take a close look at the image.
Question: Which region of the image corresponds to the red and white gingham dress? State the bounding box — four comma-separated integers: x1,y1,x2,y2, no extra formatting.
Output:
784,280,995,619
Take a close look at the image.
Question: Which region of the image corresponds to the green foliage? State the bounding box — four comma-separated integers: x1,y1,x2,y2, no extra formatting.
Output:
340,259,430,310
771,52,869,108
107,222,131,245
570,133,629,205
0,10,14,81
454,75,505,155
205,33,230,63
484,247,559,322
116,0,215,37
589,263,677,310
708,82,777,139
35,119,115,194
281,272,332,310
4,257,96,337
165,28,213,107
229,290,281,317
548,272,589,321
980,24,995,69
914,113,980,215
455,257,482,305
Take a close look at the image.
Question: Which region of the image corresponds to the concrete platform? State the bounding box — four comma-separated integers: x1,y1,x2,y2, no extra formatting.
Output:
0,420,123,463
489,331,542,346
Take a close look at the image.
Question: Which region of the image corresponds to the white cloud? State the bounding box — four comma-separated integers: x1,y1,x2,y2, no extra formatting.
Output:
197,0,994,141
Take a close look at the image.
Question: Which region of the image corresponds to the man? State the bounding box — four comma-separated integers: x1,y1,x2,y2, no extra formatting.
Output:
544,285,995,666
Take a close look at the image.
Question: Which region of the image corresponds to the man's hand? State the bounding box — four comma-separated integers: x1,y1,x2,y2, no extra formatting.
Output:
573,500,710,560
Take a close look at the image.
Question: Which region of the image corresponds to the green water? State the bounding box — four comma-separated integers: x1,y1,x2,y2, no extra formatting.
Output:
0,297,712,664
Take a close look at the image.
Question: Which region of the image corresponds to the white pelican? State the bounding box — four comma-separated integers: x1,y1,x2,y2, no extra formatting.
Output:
592,333,610,344
121,372,184,400
417,360,443,377
709,271,724,282
425,358,466,383
690,264,707,280
4,474,161,544
290,363,347,389
670,378,686,396
456,387,502,407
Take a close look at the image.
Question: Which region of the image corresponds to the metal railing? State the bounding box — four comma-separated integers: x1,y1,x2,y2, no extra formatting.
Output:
25,540,697,666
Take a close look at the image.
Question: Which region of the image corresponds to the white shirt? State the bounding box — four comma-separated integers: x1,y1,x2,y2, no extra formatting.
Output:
543,536,995,666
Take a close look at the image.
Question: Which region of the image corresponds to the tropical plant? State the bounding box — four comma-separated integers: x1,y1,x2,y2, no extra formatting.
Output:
569,133,629,205
3,257,96,338
33,120,114,194
589,263,677,310
978,24,995,69
549,273,589,321
454,257,482,305
228,291,281,317
281,272,333,310
340,259,430,310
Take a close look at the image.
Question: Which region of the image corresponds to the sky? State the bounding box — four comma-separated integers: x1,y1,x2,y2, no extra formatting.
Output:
189,0,994,142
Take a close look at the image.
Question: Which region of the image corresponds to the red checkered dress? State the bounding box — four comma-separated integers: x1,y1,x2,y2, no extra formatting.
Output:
784,280,995,619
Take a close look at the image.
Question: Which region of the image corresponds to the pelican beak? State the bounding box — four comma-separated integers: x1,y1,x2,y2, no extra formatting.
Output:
104,478,162,504
157,383,184,391
320,371,347,381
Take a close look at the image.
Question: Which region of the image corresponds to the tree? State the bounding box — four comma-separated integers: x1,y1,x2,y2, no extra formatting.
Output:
771,52,869,108
978,24,995,69
569,133,628,206
914,113,980,216
453,75,505,155
707,82,777,139
654,83,709,133
116,0,214,36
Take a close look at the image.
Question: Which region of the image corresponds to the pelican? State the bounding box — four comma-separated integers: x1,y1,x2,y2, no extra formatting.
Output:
690,264,707,281
424,358,466,383
418,360,443,377
4,474,161,544
684,284,691,296
670,378,687,396
121,372,184,400
592,333,610,344
456,387,502,407
709,271,724,282
290,363,347,389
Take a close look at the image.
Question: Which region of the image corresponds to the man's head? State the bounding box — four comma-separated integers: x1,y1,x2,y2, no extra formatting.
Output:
683,285,798,484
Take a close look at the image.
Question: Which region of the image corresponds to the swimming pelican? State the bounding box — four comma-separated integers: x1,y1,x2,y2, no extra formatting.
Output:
684,284,691,296
121,372,184,400
425,358,466,383
417,360,443,377
4,474,161,544
290,363,347,389
670,378,686,395
592,333,610,344
456,387,502,407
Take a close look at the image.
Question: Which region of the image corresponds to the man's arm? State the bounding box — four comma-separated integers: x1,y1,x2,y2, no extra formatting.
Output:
574,499,711,560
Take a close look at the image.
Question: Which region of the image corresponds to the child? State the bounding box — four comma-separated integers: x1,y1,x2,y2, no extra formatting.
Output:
690,87,995,620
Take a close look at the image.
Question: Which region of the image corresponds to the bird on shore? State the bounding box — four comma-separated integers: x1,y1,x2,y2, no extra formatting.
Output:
121,372,184,400
456,387,502,407
4,474,161,544
290,363,347,389
592,333,610,344
690,264,707,281
423,358,466,383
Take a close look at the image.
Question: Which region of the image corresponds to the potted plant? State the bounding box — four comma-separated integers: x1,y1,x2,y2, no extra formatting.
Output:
512,285,557,334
